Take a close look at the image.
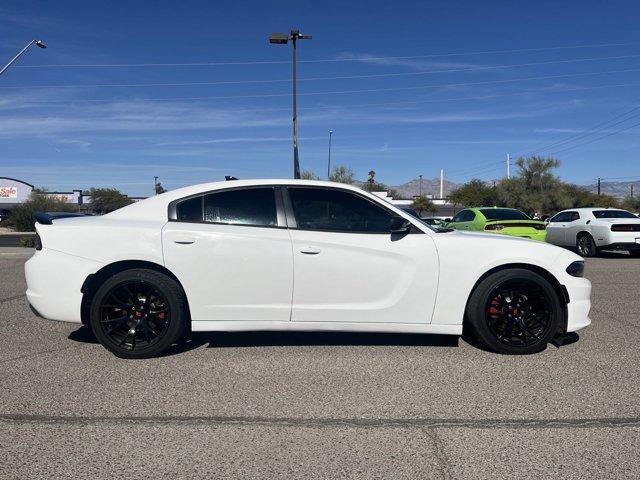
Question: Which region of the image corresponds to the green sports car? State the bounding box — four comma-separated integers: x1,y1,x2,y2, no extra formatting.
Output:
446,207,547,241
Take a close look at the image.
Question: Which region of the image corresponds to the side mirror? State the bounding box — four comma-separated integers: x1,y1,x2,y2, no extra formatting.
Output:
544,218,550,225
390,216,412,234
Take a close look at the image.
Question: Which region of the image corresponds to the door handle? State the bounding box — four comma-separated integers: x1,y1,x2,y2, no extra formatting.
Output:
174,239,196,245
300,246,321,255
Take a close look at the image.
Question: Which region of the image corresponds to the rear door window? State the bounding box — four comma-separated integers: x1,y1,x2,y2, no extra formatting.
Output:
203,188,277,227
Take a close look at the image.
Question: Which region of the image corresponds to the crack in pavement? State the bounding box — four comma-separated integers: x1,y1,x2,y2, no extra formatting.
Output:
591,306,639,330
426,427,453,480
1,414,639,430
0,294,25,304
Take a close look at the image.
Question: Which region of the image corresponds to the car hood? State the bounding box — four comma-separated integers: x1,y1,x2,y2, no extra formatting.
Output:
432,229,582,271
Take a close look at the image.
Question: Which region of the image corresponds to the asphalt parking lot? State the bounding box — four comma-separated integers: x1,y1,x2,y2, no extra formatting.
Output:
1,249,639,479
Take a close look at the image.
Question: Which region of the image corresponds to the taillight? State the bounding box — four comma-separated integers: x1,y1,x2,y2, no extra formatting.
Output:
611,224,640,232
35,233,42,250
485,224,504,231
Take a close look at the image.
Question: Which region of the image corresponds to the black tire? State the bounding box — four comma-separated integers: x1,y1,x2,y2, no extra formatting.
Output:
465,268,563,355
90,269,187,359
576,233,598,257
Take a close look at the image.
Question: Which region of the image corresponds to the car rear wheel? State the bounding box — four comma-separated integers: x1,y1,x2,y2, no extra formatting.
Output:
465,269,563,355
89,269,187,359
576,233,598,257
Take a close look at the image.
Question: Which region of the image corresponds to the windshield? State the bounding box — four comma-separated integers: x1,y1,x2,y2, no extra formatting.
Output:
479,208,530,221
593,210,638,219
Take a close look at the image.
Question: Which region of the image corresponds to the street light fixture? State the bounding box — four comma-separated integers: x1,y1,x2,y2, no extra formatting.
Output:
268,29,312,179
0,39,47,77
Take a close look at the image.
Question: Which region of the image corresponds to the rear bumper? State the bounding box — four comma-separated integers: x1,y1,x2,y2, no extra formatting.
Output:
564,277,592,333
598,242,640,252
25,248,102,323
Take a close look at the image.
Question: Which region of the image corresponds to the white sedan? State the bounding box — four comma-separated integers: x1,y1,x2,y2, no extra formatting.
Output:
545,207,640,257
25,180,591,358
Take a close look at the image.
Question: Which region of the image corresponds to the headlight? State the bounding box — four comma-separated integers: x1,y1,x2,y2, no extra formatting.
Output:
565,261,584,277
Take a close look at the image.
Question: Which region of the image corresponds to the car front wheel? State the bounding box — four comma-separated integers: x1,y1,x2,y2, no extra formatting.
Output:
89,269,187,359
466,268,563,354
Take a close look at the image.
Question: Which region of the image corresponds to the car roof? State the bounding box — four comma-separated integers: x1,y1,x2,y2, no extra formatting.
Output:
558,207,628,212
105,179,390,221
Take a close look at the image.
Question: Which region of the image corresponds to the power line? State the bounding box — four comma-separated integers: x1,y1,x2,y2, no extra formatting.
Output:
7,80,640,108
548,118,640,155
2,65,639,92
12,41,640,68
526,104,640,155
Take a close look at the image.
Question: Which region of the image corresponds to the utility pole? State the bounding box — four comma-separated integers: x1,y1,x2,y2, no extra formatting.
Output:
440,169,444,199
154,176,159,195
597,177,601,195
631,183,634,198
506,153,511,179
419,174,423,196
269,30,312,179
327,130,333,180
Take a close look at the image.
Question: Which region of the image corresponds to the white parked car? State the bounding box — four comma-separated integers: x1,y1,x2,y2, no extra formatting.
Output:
545,207,640,257
25,180,591,358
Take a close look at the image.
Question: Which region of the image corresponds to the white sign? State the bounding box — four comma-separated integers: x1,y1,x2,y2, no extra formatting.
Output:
0,187,18,198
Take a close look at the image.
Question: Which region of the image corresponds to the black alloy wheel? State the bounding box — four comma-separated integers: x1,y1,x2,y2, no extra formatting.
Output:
576,233,597,257
466,268,563,354
90,269,187,359
484,279,553,348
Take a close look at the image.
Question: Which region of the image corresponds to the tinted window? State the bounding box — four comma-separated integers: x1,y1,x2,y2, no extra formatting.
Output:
593,210,637,219
288,187,394,233
549,212,570,223
569,211,580,221
203,188,277,226
452,210,475,222
176,196,202,222
479,208,529,221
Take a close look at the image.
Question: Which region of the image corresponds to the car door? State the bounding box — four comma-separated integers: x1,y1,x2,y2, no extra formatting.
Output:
545,212,570,245
563,211,582,246
284,186,439,324
162,186,293,322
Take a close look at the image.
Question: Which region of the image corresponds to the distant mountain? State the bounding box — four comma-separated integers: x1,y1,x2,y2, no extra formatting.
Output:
351,177,459,199
390,177,459,199
586,180,639,199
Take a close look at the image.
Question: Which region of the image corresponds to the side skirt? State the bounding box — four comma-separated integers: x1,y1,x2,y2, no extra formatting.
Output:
191,320,462,335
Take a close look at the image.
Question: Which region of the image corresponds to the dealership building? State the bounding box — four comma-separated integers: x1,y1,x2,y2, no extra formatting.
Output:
0,177,146,217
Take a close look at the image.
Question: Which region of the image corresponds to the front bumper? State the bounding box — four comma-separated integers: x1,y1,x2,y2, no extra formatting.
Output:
25,248,102,323
564,277,592,333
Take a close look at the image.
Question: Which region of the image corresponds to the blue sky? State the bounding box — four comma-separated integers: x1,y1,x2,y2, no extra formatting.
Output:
1,0,640,195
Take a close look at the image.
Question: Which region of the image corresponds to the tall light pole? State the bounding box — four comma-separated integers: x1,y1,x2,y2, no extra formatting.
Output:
269,29,312,179
327,129,333,180
419,174,423,196
0,40,47,77
154,176,159,195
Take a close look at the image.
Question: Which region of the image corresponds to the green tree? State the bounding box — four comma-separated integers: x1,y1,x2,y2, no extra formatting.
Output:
329,165,355,184
411,195,437,216
7,193,76,232
449,179,498,207
300,170,320,180
622,195,640,212
87,188,133,214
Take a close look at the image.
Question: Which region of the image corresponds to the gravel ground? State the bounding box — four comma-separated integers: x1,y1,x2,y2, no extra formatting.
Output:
1,250,638,479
